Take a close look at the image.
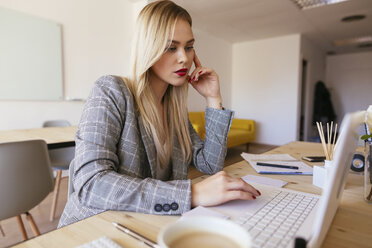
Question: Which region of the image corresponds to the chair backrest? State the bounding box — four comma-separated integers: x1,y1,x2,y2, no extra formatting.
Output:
47,147,75,170
42,119,75,170
42,119,75,196
0,140,54,220
42,120,71,128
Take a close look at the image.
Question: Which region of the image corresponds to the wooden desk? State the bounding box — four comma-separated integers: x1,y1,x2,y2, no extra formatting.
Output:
14,142,372,248
0,126,77,148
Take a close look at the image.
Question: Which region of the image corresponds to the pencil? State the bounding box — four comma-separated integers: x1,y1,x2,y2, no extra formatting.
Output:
256,162,299,170
112,222,158,248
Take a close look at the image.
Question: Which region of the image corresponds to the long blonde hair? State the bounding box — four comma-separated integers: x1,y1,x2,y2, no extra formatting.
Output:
125,0,192,168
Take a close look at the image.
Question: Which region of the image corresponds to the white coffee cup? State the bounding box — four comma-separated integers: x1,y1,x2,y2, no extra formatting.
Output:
157,217,251,248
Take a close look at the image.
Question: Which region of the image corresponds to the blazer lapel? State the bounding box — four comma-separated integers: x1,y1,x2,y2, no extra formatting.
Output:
138,116,157,178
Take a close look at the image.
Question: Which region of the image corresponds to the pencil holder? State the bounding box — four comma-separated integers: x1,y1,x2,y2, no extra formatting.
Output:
313,160,332,189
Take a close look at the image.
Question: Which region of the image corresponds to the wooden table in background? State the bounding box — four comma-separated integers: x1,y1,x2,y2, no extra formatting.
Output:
0,126,77,148
13,142,372,248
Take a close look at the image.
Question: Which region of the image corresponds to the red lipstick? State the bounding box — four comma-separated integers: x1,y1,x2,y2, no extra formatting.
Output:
175,68,188,77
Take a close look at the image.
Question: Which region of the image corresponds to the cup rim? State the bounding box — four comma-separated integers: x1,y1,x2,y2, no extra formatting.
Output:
157,216,251,248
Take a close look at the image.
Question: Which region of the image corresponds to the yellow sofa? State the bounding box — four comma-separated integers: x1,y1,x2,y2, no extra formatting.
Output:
188,112,255,148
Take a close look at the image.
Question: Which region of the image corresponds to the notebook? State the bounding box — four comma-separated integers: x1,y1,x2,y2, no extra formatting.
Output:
206,111,364,248
241,153,313,175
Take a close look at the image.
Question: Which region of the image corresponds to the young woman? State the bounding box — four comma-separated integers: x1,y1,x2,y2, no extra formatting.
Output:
58,0,259,227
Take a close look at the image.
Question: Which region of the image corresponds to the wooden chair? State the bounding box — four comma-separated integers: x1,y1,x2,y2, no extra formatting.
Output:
43,120,75,221
0,140,54,240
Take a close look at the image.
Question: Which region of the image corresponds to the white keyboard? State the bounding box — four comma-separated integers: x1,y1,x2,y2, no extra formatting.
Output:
235,190,319,248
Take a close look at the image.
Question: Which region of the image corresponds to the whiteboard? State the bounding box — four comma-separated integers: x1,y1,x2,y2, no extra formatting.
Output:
0,7,63,100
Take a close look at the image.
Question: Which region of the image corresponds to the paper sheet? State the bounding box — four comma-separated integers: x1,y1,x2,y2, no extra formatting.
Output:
77,236,122,248
241,153,313,175
181,206,230,220
242,174,287,187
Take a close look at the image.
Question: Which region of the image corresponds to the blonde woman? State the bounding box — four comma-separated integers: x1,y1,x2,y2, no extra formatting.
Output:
59,0,260,227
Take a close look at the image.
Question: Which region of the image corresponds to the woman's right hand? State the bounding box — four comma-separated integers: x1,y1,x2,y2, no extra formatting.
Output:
188,54,223,109
191,171,261,207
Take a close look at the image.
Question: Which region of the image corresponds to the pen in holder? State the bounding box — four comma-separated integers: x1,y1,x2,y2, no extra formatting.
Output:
313,122,338,189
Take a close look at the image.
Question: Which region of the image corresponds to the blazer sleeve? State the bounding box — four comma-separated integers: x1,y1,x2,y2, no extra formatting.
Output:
190,107,234,174
72,76,191,215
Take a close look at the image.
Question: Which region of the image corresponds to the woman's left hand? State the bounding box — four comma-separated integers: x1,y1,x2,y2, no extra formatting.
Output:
188,54,223,109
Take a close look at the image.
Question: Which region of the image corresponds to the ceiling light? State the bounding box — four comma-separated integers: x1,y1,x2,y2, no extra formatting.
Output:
333,36,372,47
341,15,366,22
291,0,350,10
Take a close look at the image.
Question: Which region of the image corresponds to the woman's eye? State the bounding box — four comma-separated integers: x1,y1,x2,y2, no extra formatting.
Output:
166,46,193,52
167,47,177,52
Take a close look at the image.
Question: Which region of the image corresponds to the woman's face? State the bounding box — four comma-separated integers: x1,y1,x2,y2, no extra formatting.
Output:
151,19,194,87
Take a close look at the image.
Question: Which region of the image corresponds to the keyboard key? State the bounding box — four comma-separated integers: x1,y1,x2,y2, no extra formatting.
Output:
273,232,284,239
267,236,282,245
265,243,278,248
265,226,276,233
256,233,269,242
249,228,261,237
255,239,266,247
257,223,266,229
242,222,255,229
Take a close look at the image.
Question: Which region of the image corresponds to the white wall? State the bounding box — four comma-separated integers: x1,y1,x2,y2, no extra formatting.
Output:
0,0,232,130
232,34,301,145
187,28,232,111
326,51,372,122
300,36,326,141
0,0,133,130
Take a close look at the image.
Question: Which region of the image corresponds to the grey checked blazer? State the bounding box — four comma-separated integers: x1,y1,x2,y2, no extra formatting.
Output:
58,75,233,227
